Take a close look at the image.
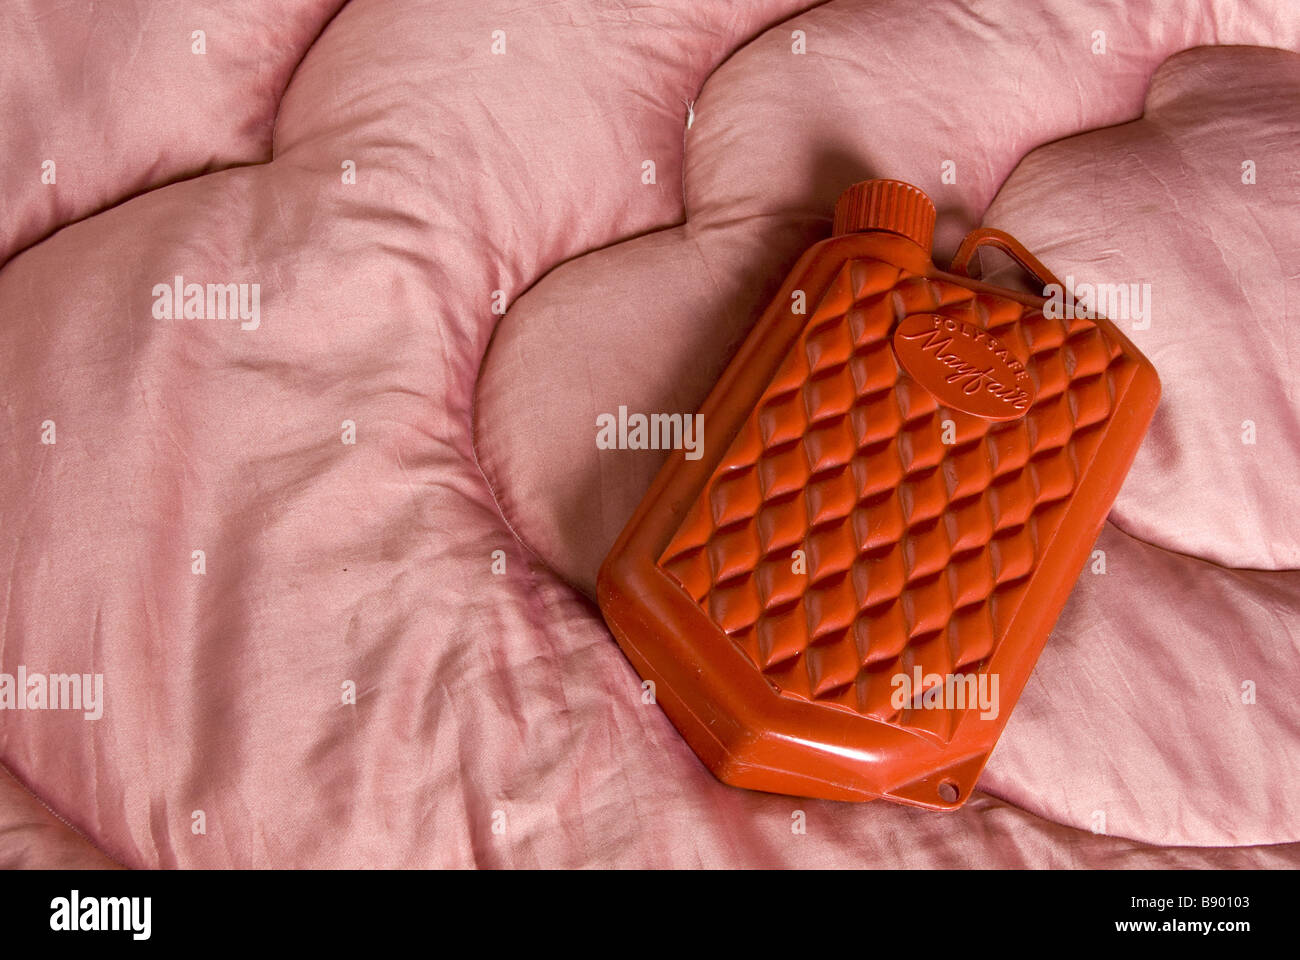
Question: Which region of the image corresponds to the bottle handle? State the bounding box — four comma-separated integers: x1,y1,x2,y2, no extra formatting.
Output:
949,227,1063,290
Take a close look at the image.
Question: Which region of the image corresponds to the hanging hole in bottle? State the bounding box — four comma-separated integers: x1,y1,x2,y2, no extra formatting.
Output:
937,780,960,804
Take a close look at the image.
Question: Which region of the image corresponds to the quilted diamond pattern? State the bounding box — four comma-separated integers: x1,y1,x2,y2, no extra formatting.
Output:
658,259,1137,741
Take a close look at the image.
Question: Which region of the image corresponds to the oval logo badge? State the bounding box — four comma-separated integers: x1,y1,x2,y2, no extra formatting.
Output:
891,313,1035,421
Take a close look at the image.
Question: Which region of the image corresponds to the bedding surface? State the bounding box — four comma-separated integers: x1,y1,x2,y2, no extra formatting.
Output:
1,0,1297,867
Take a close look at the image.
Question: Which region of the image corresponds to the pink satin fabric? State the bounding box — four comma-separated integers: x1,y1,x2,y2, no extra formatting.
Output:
1,0,1297,867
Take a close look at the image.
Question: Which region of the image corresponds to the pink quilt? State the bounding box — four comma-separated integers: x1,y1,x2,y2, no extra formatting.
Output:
1,0,1297,868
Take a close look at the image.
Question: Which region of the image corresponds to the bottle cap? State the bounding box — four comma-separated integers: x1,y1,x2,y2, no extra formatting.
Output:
832,179,936,252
